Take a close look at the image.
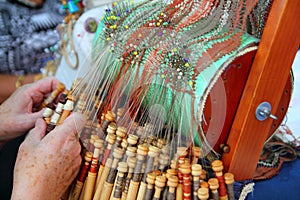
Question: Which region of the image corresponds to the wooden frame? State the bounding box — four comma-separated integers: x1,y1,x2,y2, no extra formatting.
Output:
222,0,300,180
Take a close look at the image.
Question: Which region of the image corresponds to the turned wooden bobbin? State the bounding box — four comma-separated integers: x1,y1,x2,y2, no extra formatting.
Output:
98,147,125,200
191,164,202,200
116,107,125,120
192,146,202,164
137,145,160,200
94,133,115,191
211,160,228,200
176,147,188,160
156,138,166,149
68,151,93,200
200,181,209,189
144,172,157,200
57,94,75,125
167,175,179,200
112,162,128,200
135,126,144,140
76,93,87,112
176,151,187,200
123,146,137,162
200,170,207,182
121,157,137,200
127,144,149,200
197,187,209,200
127,134,139,147
158,148,170,171
153,175,167,200
42,102,56,122
82,140,102,200
95,146,123,200
208,178,220,200
121,137,128,149
179,162,192,200
224,173,235,200
102,111,116,133
45,91,69,133
107,122,117,135
115,126,127,147
43,82,65,107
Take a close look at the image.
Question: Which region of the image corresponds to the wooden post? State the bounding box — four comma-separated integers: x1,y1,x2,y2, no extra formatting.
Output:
222,0,300,180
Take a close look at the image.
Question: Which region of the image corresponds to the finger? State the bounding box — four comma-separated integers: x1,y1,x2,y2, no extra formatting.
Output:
24,118,46,145
27,77,61,104
50,112,86,140
27,109,44,123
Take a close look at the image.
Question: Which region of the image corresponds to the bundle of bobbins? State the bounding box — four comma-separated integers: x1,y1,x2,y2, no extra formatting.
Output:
41,82,75,133
76,110,239,197
41,81,237,200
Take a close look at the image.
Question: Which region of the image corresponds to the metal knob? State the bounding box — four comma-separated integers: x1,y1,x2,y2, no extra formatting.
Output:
255,102,278,121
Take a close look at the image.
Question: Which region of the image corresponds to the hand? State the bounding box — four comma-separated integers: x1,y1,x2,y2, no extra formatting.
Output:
0,77,60,148
11,112,86,200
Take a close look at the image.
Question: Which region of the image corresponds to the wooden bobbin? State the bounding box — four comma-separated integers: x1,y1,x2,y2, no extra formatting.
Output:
197,187,209,200
211,160,228,200
107,122,118,135
76,93,87,112
176,152,186,200
126,144,149,200
95,147,123,200
135,126,144,141
153,175,167,200
102,111,116,133
170,160,176,170
224,173,235,200
119,138,128,161
144,145,160,180
121,157,137,200
95,132,116,187
99,148,125,200
158,151,170,171
42,82,65,107
192,146,202,164
200,181,209,189
200,170,207,182
208,178,219,200
82,140,102,200
112,162,128,200
116,107,125,120
127,134,139,147
124,146,137,162
115,126,127,147
68,152,93,200
43,102,56,123
144,172,157,200
88,135,96,153
137,145,160,200
57,94,75,125
191,164,202,200
177,147,188,159
167,175,179,200
45,91,69,133
156,138,166,149
179,163,192,200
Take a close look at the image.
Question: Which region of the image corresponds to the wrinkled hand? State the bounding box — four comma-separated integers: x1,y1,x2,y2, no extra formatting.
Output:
11,113,86,200
0,77,59,147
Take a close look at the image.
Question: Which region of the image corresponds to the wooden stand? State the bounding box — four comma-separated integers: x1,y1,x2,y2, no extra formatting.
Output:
222,0,300,180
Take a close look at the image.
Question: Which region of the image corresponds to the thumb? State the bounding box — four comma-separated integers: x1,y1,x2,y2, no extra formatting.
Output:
52,112,86,139
24,118,46,145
